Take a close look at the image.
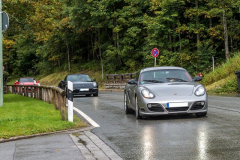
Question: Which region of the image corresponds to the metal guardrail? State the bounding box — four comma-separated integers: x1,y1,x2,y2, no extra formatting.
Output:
5,85,67,121
105,73,138,84
104,73,138,89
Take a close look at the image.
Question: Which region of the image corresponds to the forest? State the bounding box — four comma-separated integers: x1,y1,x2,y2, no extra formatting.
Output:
3,0,240,79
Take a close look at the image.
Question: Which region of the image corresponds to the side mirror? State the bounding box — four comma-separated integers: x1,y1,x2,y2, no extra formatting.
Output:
127,79,137,85
193,76,202,81
36,80,40,83
92,78,96,82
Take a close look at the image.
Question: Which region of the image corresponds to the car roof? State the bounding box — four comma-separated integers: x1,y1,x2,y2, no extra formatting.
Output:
67,74,88,76
20,77,34,79
140,66,186,73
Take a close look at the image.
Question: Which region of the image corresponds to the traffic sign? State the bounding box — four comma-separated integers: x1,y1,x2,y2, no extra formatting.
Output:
151,48,159,57
2,11,9,32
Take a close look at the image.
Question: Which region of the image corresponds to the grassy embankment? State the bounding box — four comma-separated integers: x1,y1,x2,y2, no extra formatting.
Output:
202,52,240,94
0,94,87,139
39,70,106,88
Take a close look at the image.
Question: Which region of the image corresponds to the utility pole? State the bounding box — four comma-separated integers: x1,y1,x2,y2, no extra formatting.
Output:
0,0,3,107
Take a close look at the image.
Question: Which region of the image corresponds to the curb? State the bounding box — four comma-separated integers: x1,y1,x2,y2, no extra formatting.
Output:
0,126,94,143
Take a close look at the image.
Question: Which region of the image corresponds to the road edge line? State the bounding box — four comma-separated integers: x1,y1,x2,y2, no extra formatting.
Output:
73,106,100,128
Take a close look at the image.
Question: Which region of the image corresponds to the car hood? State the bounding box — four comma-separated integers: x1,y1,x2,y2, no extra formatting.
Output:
21,82,34,85
143,82,196,96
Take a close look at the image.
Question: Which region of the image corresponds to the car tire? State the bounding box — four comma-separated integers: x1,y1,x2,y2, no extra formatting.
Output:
196,112,207,117
135,97,142,119
93,93,98,97
124,91,130,114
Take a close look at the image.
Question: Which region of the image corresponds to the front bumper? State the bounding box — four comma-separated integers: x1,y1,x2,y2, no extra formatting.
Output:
73,88,98,95
137,95,208,116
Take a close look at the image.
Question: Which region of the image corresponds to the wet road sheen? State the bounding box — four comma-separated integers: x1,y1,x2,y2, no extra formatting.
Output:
73,92,240,160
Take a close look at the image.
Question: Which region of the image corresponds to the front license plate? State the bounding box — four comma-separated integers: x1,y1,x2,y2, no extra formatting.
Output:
79,88,89,91
166,102,188,108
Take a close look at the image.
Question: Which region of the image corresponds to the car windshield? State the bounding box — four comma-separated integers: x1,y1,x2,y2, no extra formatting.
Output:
67,75,92,82
20,78,34,82
140,69,193,84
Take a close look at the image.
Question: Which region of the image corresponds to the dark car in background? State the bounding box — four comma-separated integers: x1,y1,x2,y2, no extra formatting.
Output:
58,74,98,97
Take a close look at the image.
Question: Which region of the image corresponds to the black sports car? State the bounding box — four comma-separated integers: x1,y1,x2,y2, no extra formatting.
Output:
58,74,98,97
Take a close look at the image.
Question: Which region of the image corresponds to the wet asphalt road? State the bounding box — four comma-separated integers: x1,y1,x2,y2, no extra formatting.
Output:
73,92,240,160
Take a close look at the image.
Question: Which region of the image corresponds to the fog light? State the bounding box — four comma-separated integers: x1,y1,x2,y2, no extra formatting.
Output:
147,104,152,108
201,101,205,106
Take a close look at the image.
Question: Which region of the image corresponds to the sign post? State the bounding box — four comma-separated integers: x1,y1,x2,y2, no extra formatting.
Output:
67,81,73,122
151,48,159,67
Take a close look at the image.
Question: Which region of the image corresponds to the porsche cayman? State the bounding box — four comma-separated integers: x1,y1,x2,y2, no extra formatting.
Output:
124,66,208,119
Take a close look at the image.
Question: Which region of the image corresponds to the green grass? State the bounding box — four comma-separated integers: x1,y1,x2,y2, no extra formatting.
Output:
202,52,240,94
0,94,87,139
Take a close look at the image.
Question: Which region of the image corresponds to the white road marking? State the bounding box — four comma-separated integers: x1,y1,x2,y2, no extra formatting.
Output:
73,106,100,127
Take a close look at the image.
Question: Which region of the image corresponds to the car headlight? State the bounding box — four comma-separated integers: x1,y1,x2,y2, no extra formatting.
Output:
141,89,155,98
93,82,97,87
195,86,205,96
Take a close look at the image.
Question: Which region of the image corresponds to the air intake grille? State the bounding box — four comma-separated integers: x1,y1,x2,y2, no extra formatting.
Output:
148,103,164,112
190,101,205,110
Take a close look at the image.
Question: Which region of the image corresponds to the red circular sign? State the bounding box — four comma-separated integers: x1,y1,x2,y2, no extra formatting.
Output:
151,48,159,57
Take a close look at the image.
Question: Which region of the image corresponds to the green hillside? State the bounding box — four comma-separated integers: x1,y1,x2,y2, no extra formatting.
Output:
39,70,106,89
202,52,240,94
39,52,240,93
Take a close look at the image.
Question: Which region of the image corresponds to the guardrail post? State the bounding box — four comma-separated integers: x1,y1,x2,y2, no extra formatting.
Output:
34,87,37,99
51,89,54,104
45,89,47,102
56,91,59,110
20,86,22,95
48,89,51,104
43,88,46,102
25,87,27,97
60,94,66,121
30,87,33,97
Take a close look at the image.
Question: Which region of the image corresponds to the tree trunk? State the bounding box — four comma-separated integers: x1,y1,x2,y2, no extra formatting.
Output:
209,17,212,28
223,10,229,59
230,17,233,53
91,33,95,59
66,42,71,72
172,25,176,52
179,33,182,52
196,0,200,48
98,28,103,79
169,34,172,52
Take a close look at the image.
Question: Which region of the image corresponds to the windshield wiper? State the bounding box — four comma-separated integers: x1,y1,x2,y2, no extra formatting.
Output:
166,78,187,82
143,80,165,83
